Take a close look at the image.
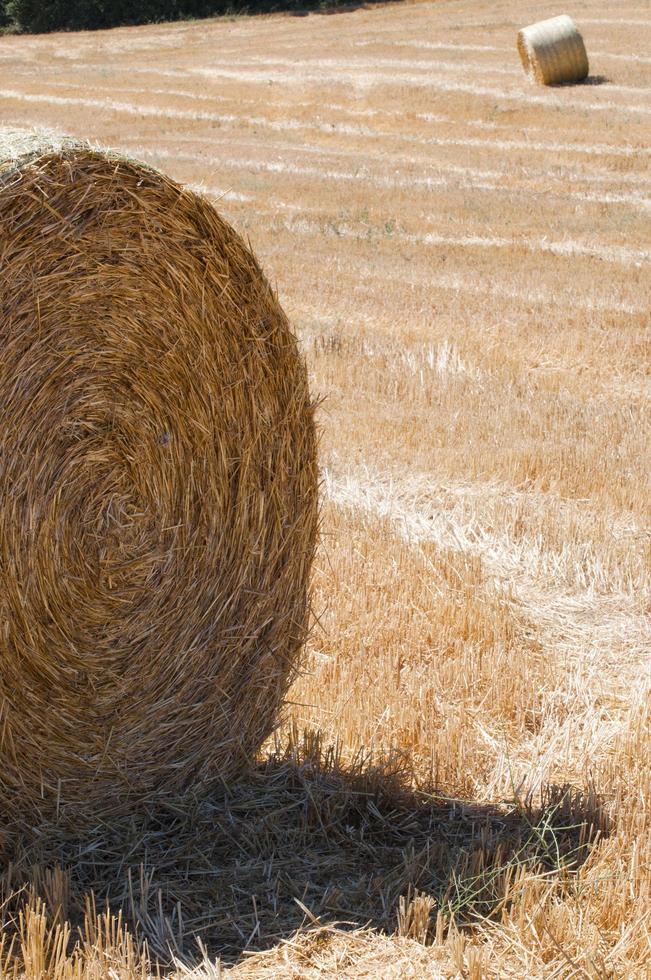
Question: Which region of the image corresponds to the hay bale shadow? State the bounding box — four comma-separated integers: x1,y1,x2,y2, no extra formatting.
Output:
548,74,610,87
580,74,610,86
0,737,608,969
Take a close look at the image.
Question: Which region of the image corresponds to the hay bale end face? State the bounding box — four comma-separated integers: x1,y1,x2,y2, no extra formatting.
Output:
0,130,318,824
517,15,589,86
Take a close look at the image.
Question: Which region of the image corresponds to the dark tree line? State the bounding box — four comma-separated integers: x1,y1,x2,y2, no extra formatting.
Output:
1,0,323,32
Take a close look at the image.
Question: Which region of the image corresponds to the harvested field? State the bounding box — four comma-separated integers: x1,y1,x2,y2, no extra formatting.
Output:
0,0,649,976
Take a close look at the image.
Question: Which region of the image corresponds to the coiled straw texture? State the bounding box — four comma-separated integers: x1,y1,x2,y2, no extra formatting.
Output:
0,130,318,825
517,14,589,86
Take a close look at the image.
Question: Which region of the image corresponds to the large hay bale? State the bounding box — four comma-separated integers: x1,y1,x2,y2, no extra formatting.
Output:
0,130,318,825
517,15,589,86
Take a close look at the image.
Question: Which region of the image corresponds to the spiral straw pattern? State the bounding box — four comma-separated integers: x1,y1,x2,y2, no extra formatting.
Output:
0,130,318,825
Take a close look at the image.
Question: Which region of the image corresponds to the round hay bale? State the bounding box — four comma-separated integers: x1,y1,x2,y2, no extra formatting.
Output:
517,14,589,86
0,129,318,825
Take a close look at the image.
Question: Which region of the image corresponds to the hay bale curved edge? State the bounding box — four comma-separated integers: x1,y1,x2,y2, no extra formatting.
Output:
0,129,319,825
517,15,589,86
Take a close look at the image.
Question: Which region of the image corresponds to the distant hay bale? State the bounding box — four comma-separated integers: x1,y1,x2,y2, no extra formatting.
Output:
517,15,589,86
0,129,318,825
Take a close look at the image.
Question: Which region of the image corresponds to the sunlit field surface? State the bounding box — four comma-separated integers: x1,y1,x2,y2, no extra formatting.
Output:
0,0,650,975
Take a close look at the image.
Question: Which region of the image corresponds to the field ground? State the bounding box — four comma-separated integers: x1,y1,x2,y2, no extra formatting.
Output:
0,0,650,975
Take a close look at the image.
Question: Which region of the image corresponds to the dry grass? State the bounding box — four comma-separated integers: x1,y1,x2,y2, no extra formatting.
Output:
0,0,649,975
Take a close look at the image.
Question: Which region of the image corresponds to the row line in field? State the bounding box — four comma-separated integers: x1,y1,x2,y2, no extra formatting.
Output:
10,34,646,65
352,39,651,65
323,468,648,606
341,270,647,317
7,57,647,116
279,216,649,265
191,166,650,211
187,55,650,97
360,13,651,33
3,89,648,169
25,78,650,161
153,132,650,185
580,17,651,26
185,65,651,114
11,113,644,198
6,111,648,229
129,145,651,215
